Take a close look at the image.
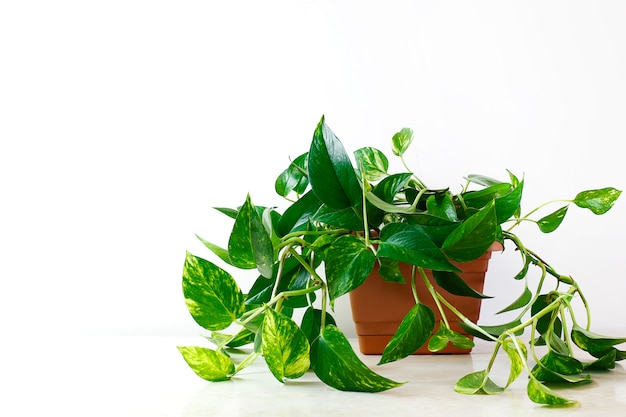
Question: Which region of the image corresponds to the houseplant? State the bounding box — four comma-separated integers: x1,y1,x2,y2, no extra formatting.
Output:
178,115,624,406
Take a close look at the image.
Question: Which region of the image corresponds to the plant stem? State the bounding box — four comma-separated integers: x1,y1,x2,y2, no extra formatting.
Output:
418,267,450,329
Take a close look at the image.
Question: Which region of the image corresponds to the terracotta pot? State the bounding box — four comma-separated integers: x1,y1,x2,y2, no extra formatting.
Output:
349,244,500,355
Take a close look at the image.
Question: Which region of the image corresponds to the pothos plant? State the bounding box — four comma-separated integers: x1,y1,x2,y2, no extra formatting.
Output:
178,115,624,406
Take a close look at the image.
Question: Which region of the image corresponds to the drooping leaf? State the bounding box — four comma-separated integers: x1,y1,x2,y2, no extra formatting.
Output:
354,147,389,181
228,195,275,278
378,223,459,272
571,325,626,352
433,270,491,299
502,337,527,388
573,187,621,215
261,308,310,382
275,152,309,197
177,346,235,382
497,286,532,314
311,325,404,392
527,378,576,406
312,205,364,231
442,200,498,263
379,303,435,364
391,127,413,157
537,206,569,233
428,325,474,352
301,307,337,345
583,349,617,370
182,252,245,331
378,258,405,283
531,351,589,384
455,370,504,395
493,179,523,224
459,318,524,341
325,235,376,301
308,116,362,210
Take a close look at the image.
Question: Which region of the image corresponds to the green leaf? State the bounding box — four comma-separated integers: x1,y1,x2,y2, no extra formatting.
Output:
354,147,389,181
301,307,337,345
275,152,309,197
426,193,458,222
379,303,435,364
442,200,498,262
391,127,413,157
531,351,589,384
228,195,275,278
311,325,404,392
177,346,235,382
378,223,459,272
455,370,504,395
276,190,323,236
428,325,474,352
312,205,364,231
433,270,491,299
497,286,532,314
196,234,233,266
372,173,413,203
214,206,239,219
494,179,523,224
462,183,511,210
308,116,362,210
378,258,405,283
583,349,617,370
325,235,376,301
537,206,568,233
182,252,245,331
571,325,626,352
502,337,527,388
261,308,311,382
459,318,523,341
527,378,576,406
573,187,621,215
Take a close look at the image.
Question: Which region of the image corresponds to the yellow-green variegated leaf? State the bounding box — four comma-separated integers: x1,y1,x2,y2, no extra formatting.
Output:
527,378,576,406
261,308,310,382
183,252,245,331
502,337,527,388
311,325,404,392
177,346,235,382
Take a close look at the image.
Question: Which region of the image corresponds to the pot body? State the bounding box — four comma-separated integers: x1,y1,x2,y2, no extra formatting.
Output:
349,246,498,355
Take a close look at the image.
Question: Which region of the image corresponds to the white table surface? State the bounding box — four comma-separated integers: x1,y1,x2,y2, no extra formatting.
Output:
2,333,624,417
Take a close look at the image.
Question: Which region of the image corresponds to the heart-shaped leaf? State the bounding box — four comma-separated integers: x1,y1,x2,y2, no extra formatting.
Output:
177,346,235,382
527,378,575,406
537,206,568,233
325,235,376,301
275,152,309,197
573,187,621,215
442,200,498,262
261,308,311,382
182,252,245,331
502,337,527,387
311,325,404,392
379,303,435,364
354,147,389,181
455,370,504,395
228,194,275,278
391,127,413,157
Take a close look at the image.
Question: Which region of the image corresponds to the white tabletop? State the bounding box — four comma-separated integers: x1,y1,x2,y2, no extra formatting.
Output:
2,333,624,417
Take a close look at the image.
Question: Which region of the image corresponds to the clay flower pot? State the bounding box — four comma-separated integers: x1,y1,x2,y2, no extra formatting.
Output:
349,244,500,355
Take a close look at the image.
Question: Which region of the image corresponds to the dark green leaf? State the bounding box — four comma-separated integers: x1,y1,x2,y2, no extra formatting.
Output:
537,206,568,233
177,346,235,382
182,252,245,331
214,207,238,219
372,173,413,202
494,179,523,224
311,325,404,392
261,308,311,382
275,152,309,197
325,235,376,301
378,258,405,283
583,349,617,370
391,128,413,157
433,270,491,299
308,116,362,210
497,286,532,314
378,223,459,272
459,318,523,341
442,201,498,262
301,307,337,345
354,147,389,181
379,303,435,364
276,190,323,236
531,351,588,384
312,205,364,231
228,195,274,277
462,183,511,210
573,187,621,215
426,193,457,222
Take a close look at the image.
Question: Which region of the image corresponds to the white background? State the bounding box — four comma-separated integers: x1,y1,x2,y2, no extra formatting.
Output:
2,0,625,339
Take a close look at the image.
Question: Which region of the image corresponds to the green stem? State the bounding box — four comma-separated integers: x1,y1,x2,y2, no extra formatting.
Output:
418,267,450,329
506,199,572,232
234,352,261,374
